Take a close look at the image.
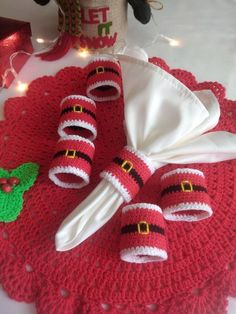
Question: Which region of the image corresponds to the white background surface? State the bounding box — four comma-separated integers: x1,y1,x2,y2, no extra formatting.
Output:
0,0,236,313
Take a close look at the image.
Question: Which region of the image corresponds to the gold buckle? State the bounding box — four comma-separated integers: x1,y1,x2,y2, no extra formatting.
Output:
65,149,76,158
181,180,193,192
121,160,133,173
96,66,105,74
137,221,150,235
73,105,83,113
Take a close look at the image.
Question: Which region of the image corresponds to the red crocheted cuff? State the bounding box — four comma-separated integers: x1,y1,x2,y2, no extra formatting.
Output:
160,168,213,221
58,95,97,141
86,56,122,102
120,203,168,263
49,135,95,189
100,146,156,202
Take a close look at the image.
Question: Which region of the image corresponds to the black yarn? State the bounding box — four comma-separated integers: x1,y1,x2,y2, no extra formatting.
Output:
128,0,151,24
33,0,51,5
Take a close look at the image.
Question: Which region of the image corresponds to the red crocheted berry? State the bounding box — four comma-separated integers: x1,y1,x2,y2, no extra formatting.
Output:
8,177,20,186
1,183,12,193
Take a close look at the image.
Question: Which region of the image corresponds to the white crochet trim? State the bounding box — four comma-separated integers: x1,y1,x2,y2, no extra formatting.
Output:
88,54,119,65
49,166,89,189
86,80,121,102
100,171,131,202
58,135,95,148
58,120,97,141
60,95,96,107
163,202,213,222
122,203,162,214
120,246,168,264
125,146,156,174
161,168,204,181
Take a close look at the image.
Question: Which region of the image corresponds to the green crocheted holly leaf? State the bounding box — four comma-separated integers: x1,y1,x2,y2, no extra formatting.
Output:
0,162,39,222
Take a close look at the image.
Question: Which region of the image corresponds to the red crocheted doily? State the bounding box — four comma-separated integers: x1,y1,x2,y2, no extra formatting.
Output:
0,58,236,314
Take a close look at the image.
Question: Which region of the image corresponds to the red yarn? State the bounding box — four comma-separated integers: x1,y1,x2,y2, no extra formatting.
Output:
0,58,236,314
49,136,95,188
120,203,168,264
58,95,97,140
101,146,154,202
160,168,212,221
36,33,78,61
86,57,122,102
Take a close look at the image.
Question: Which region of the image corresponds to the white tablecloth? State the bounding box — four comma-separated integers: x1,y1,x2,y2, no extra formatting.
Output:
0,0,235,312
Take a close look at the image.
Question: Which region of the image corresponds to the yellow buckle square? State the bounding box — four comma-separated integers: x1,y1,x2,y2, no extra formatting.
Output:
181,180,193,192
96,66,105,74
138,221,150,235
121,160,133,173
73,105,83,113
65,149,76,158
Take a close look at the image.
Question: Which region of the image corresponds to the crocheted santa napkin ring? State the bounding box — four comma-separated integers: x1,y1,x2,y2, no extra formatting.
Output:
120,203,168,263
160,168,213,222
86,55,122,102
100,146,156,202
58,95,97,141
49,135,95,189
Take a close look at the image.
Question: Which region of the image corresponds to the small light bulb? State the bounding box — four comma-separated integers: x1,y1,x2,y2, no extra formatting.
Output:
36,38,45,44
159,35,181,47
16,81,28,92
169,39,181,47
78,48,90,58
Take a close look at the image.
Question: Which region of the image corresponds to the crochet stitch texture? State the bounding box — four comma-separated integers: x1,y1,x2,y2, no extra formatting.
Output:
0,163,39,222
0,58,235,313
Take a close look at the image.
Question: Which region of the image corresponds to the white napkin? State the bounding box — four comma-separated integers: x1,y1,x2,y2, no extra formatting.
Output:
55,55,236,251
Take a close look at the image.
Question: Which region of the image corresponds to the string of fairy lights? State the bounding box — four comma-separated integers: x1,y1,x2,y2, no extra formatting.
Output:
0,33,180,94
0,40,91,93
0,0,180,94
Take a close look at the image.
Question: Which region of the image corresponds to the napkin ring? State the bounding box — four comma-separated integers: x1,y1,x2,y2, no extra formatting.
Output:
86,55,122,102
49,135,95,189
160,168,213,222
100,146,156,202
58,95,97,141
120,203,168,263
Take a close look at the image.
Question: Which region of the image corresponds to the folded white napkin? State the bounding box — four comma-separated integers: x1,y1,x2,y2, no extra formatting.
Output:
55,55,236,251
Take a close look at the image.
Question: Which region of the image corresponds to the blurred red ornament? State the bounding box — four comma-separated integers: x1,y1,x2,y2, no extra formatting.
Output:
0,17,33,88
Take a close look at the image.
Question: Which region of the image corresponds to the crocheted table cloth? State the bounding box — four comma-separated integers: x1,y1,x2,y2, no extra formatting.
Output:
0,58,235,314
